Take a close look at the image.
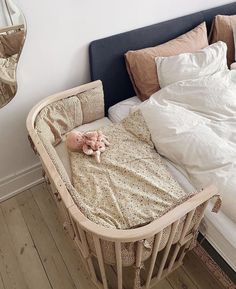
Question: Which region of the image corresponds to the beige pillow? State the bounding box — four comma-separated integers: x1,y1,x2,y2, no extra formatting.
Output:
125,22,208,101
0,30,24,58
210,15,236,67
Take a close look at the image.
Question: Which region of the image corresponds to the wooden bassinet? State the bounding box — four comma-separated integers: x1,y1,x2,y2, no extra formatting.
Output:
27,80,217,289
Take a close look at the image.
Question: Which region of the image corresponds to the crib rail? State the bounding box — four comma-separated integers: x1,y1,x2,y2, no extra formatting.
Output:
68,185,216,242
69,196,212,289
0,24,24,34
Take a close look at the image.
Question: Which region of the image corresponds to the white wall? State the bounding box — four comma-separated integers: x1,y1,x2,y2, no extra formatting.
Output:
0,0,233,198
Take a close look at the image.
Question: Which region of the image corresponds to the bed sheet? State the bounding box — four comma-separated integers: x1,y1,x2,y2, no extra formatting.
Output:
108,96,141,123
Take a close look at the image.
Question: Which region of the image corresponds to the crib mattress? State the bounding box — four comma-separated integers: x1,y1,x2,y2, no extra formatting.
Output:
67,110,195,229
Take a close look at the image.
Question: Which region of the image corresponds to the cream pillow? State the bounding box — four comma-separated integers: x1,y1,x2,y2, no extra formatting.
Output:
155,41,228,88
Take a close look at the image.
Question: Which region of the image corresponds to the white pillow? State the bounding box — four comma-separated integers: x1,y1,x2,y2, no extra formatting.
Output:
155,41,228,88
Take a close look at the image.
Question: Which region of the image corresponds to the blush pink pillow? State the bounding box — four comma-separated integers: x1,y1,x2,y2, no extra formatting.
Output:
125,22,208,101
210,15,236,67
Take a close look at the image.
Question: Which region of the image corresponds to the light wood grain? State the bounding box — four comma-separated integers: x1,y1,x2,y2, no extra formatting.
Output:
146,231,163,288
115,241,122,289
0,274,5,289
168,266,198,289
157,220,179,280
183,251,224,289
31,183,97,289
140,258,173,289
16,190,76,289
0,209,29,289
1,198,52,289
0,183,226,289
93,236,108,289
153,279,173,289
68,186,217,242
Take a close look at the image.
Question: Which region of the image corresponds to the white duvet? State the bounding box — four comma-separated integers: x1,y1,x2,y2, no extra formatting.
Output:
139,65,236,223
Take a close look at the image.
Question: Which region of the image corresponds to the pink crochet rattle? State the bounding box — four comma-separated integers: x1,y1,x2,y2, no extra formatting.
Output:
66,130,110,163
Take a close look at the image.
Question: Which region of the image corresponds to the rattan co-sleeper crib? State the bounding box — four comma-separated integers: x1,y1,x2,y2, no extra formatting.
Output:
27,80,218,289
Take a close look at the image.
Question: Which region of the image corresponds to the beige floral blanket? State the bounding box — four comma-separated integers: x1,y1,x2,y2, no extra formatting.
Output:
69,110,193,229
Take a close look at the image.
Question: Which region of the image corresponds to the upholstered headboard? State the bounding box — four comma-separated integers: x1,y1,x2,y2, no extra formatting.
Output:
89,2,236,113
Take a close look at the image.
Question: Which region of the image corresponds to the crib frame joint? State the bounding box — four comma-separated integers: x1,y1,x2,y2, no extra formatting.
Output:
28,134,37,154
54,190,62,202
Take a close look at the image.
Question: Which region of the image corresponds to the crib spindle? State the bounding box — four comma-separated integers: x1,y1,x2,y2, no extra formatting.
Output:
167,209,196,273
156,220,179,280
78,227,97,283
176,201,210,266
145,231,163,289
133,240,144,289
177,239,192,265
115,242,123,289
93,236,109,289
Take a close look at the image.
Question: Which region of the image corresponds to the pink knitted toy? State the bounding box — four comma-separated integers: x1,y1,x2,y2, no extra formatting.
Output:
66,130,110,163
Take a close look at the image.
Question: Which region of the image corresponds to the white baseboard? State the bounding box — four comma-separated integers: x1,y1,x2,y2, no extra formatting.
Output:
0,163,44,202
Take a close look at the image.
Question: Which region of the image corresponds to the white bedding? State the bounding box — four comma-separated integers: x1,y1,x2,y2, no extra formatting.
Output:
139,69,236,223
156,41,227,88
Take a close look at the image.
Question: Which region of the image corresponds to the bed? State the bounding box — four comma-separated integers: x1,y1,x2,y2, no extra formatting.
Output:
89,2,236,274
27,3,236,289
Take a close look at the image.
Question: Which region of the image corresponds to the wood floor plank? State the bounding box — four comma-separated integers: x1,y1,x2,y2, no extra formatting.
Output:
153,279,174,289
0,274,5,289
167,266,198,289
140,258,173,289
183,251,225,289
1,196,52,289
114,257,173,289
16,190,77,289
31,183,97,289
0,182,228,289
0,208,28,289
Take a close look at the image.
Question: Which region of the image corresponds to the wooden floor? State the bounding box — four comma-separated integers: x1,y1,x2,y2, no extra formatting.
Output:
0,183,226,289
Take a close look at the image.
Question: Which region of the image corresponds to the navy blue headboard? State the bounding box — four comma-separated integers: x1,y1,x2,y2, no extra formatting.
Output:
89,2,236,114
